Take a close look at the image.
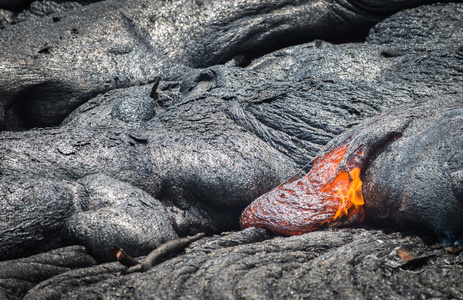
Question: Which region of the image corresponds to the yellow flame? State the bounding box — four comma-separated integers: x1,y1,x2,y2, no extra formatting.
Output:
333,167,364,220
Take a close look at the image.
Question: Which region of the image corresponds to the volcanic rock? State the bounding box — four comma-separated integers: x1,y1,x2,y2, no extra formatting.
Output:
0,1,462,299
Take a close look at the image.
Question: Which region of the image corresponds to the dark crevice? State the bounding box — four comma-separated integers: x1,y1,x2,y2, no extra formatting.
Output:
381,49,406,58
149,77,160,100
4,82,99,131
455,46,463,60
214,2,371,68
128,135,149,145
37,47,51,54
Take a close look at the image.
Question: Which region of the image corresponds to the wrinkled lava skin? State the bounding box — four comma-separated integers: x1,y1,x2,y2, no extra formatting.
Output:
0,0,445,130
241,98,463,240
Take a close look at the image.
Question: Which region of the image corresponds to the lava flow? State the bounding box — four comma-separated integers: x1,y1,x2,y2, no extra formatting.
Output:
240,144,365,235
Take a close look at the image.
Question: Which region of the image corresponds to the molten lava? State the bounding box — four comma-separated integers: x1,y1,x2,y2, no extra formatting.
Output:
331,167,364,221
240,144,365,235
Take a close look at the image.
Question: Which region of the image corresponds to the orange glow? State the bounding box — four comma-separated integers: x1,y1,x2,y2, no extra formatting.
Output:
332,167,364,221
240,143,366,235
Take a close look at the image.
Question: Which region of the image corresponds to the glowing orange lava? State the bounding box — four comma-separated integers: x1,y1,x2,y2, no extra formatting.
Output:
329,167,364,222
240,144,365,235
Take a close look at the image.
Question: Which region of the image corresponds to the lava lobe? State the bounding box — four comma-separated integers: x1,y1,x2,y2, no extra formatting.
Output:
240,144,365,235
241,98,463,241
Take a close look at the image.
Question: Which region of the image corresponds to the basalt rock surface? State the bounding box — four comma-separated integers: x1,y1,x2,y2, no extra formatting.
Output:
0,0,448,130
0,1,102,29
240,96,463,240
360,99,463,241
1,1,463,299
8,228,463,299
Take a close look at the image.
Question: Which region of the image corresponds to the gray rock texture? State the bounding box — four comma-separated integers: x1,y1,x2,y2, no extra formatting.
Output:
0,1,102,29
0,8,13,28
360,99,463,241
14,228,463,299
239,97,463,239
0,246,97,299
0,1,462,299
0,0,443,130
